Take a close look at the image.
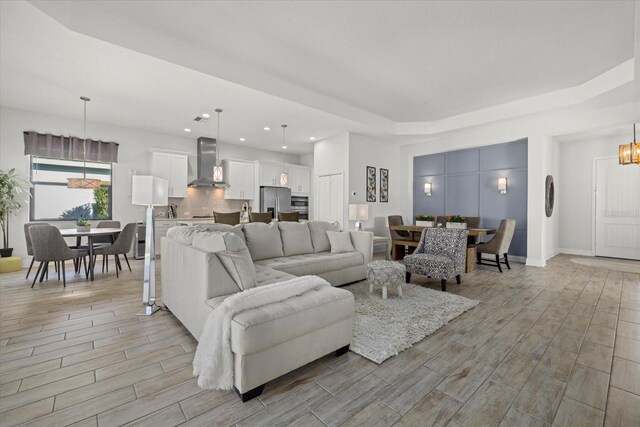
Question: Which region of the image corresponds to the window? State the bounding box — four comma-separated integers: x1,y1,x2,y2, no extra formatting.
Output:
29,157,112,221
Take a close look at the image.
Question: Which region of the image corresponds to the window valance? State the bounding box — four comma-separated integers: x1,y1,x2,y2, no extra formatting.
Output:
23,131,119,163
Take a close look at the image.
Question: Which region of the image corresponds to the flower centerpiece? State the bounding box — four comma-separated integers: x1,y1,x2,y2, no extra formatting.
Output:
416,214,436,227
0,168,31,258
75,218,91,232
446,215,467,229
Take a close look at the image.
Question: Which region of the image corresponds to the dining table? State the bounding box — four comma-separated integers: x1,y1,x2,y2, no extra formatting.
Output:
389,225,497,261
60,228,121,281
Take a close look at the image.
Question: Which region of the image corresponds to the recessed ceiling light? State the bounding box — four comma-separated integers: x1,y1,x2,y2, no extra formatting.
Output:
239,138,245,141
264,127,270,131
309,137,316,141
201,113,210,119
184,128,191,132
282,145,287,149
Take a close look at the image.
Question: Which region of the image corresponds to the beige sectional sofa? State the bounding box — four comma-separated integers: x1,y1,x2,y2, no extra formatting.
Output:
160,221,372,400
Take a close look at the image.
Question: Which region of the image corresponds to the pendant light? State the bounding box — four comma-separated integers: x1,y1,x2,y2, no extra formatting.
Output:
213,108,224,182
280,124,288,186
68,96,102,189
619,123,640,165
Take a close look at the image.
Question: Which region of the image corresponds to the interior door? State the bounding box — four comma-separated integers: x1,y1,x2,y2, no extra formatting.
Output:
316,175,331,221
595,158,640,260
330,174,344,228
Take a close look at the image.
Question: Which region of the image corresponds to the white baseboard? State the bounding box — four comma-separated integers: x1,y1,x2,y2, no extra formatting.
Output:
557,248,593,257
526,258,546,268
509,255,526,263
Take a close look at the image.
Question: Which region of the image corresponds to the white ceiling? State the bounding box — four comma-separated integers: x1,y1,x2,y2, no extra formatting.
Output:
0,1,636,153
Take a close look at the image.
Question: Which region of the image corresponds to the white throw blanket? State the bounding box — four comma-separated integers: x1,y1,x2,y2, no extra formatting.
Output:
192,275,331,390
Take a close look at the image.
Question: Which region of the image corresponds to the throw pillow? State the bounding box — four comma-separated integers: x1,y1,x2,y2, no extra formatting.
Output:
326,231,355,254
308,221,341,253
277,222,314,256
215,250,257,290
242,222,285,261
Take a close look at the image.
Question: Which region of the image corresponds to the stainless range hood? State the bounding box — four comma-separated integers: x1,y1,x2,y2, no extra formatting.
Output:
188,137,227,187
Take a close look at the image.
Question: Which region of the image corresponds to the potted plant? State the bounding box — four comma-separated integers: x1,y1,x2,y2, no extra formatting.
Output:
76,218,91,232
416,214,436,227
0,169,31,258
446,215,467,229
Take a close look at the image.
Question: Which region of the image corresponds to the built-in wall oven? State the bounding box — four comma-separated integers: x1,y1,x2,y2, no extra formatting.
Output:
290,196,309,220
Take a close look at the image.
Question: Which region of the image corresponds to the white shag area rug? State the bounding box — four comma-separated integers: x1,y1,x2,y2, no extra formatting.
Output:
343,281,479,364
570,257,640,274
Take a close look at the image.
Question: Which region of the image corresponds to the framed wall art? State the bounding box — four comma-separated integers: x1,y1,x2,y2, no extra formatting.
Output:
366,166,376,202
380,168,388,202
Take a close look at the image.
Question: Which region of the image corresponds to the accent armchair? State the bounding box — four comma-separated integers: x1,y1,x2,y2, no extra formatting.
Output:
404,228,469,292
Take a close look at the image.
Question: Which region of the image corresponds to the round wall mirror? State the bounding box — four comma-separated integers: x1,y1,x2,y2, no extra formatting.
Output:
545,175,554,217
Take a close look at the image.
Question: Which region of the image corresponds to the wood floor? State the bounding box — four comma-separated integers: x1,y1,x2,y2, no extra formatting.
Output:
0,254,639,426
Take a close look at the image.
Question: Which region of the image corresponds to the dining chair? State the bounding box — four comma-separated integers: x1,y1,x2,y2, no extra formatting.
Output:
278,212,299,222
476,219,516,272
465,217,481,228
388,215,412,257
248,212,272,224
29,225,89,287
94,221,121,273
93,223,137,278
23,222,48,279
214,211,241,225
404,228,469,292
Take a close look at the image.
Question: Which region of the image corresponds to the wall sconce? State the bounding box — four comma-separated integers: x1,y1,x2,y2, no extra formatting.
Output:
424,182,432,196
498,177,507,195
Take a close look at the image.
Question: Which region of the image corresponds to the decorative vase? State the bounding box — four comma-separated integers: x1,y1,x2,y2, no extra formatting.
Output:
0,248,13,258
416,221,434,227
76,226,91,232
446,222,467,229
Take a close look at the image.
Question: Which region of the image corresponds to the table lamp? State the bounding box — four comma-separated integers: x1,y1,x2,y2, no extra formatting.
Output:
349,204,369,231
132,176,168,315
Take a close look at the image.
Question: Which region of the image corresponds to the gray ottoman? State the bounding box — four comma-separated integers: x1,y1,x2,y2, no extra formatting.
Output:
366,260,405,299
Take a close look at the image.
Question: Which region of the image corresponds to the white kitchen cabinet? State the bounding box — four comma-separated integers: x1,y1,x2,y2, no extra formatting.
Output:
286,164,311,194
154,220,177,255
258,161,286,187
223,160,255,200
150,152,188,198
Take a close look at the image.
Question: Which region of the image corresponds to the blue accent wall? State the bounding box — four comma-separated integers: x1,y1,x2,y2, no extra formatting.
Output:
413,139,528,257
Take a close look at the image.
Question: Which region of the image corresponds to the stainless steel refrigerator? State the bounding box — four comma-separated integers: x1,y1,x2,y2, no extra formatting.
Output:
260,186,291,220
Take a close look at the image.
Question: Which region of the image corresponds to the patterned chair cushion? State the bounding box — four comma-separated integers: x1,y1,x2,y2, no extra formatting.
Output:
404,254,455,278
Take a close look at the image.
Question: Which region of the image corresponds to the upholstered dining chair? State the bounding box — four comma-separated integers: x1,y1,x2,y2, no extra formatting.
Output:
278,212,299,222
93,223,137,277
387,215,410,240
476,219,516,272
404,228,469,292
465,217,481,228
24,222,48,279
93,221,121,273
214,211,241,225
29,225,89,287
249,212,273,224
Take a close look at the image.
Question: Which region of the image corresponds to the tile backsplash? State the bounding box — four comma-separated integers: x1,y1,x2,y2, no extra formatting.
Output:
158,187,245,218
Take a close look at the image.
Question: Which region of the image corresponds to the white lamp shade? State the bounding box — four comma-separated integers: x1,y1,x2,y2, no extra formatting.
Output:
424,182,432,196
498,177,508,193
349,204,369,221
132,175,169,206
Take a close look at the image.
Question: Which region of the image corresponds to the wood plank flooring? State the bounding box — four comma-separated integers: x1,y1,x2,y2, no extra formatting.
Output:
0,254,638,426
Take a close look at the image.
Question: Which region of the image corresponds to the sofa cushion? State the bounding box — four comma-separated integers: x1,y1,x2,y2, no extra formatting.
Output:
307,221,340,253
166,225,203,245
254,266,296,286
215,251,257,290
192,232,256,290
229,286,354,355
242,222,285,261
254,251,364,277
277,222,314,256
326,231,356,254
201,224,246,243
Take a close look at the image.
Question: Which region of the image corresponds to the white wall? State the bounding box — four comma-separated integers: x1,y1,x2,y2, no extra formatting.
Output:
557,135,619,254
400,100,640,267
348,133,401,236
0,106,301,260
313,133,349,227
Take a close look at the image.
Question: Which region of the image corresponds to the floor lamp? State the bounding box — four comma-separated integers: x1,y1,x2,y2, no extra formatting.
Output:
132,176,168,316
